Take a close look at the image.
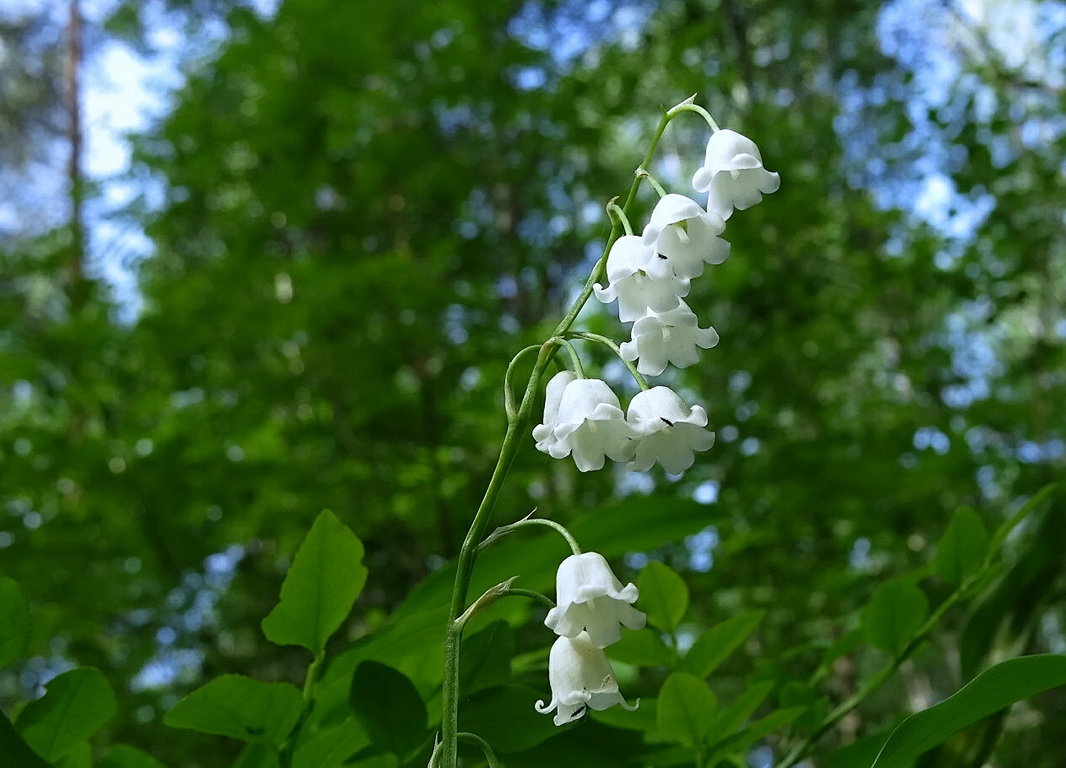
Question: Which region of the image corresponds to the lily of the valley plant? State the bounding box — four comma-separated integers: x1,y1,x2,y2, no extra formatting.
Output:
432,96,778,768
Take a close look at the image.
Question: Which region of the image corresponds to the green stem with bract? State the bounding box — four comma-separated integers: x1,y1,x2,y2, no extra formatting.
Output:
438,100,690,768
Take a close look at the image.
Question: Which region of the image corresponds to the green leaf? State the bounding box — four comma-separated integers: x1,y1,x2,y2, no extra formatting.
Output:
99,745,167,768
458,684,559,753
16,667,117,762
292,721,368,768
262,510,368,656
163,674,303,746
605,628,674,668
682,611,764,678
0,707,51,768
590,697,658,732
55,742,90,768
708,681,774,743
232,744,280,768
863,578,929,656
872,654,1066,768
349,662,426,757
459,621,513,695
0,578,31,669
638,562,689,633
935,508,989,585
707,707,806,764
656,671,717,746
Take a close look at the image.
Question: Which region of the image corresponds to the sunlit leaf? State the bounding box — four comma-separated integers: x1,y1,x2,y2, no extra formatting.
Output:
16,667,117,762
164,675,303,746
261,510,368,656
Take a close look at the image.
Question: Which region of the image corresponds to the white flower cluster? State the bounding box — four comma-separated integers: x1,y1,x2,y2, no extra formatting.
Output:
535,552,645,725
533,128,778,475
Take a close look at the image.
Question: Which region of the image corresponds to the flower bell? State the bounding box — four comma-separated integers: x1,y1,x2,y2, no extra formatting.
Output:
691,129,780,220
641,194,730,280
535,631,638,726
593,235,689,322
627,386,716,474
544,552,646,648
619,301,719,376
534,377,634,472
532,370,579,457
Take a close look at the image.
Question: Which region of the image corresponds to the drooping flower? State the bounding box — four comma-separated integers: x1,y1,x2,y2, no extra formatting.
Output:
532,370,578,458
535,631,638,726
619,301,719,376
534,377,634,472
641,194,730,280
691,129,780,220
593,235,689,322
627,386,715,474
544,552,646,648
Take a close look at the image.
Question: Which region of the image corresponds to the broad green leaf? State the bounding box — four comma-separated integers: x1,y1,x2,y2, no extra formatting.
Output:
99,745,167,768
262,510,368,656
682,611,764,678
935,508,988,585
638,562,689,633
708,681,773,743
779,680,828,731
349,662,426,757
459,621,513,695
988,483,1056,553
0,707,51,768
458,685,559,753
605,628,674,668
863,578,929,656
164,674,303,746
707,707,806,764
872,654,1066,768
590,697,658,732
292,721,369,768
656,671,717,746
233,744,280,768
16,667,117,762
55,742,90,768
0,578,31,669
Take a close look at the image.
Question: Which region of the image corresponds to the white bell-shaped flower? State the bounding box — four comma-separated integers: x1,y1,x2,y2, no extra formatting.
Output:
535,631,638,726
544,552,646,648
627,387,715,474
532,370,578,457
641,194,730,280
536,377,634,472
593,235,689,322
619,301,720,376
691,129,780,220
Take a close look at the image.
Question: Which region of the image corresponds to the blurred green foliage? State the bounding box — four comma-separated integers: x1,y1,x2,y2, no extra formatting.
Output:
1,0,1063,766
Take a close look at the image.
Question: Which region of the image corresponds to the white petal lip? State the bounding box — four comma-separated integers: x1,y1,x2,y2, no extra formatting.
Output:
619,302,719,376
535,632,638,726
691,128,779,217
545,553,646,648
626,387,715,473
534,378,635,472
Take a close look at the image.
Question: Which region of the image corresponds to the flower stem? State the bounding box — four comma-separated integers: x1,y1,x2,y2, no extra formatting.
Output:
636,168,669,199
555,337,585,377
606,200,633,236
439,106,678,768
479,515,583,555
565,331,650,391
669,101,720,131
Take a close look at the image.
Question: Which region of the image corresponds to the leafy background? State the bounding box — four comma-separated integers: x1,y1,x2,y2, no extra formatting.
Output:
0,0,1063,766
